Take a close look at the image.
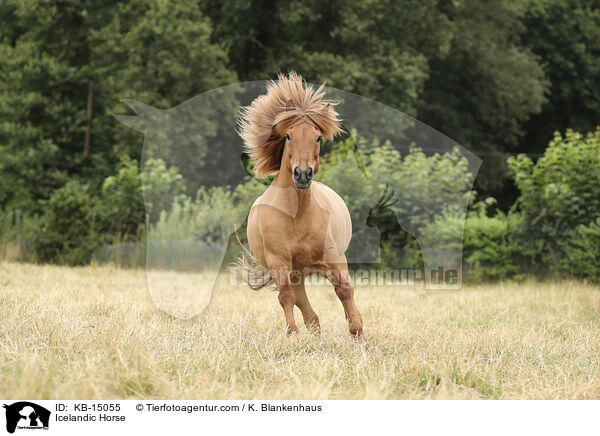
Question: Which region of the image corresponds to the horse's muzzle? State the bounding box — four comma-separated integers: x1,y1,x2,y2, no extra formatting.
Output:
293,166,313,189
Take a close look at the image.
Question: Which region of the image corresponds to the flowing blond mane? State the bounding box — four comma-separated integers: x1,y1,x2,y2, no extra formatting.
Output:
238,71,342,177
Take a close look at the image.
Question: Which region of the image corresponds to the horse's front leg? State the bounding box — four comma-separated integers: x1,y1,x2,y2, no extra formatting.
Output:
266,255,298,334
325,257,363,336
290,270,320,332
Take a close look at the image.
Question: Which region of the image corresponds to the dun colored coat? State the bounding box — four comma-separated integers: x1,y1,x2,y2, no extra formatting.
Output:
238,72,363,336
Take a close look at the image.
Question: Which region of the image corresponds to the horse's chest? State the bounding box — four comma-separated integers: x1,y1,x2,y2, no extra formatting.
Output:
290,210,329,266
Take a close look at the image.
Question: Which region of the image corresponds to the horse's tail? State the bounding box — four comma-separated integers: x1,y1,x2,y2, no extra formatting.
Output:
227,228,274,291
229,253,274,290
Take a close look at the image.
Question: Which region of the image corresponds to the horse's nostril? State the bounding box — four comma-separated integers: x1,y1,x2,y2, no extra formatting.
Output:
293,167,301,179
306,167,313,178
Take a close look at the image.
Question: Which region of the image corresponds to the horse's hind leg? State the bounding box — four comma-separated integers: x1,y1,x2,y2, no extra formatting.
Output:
291,272,320,332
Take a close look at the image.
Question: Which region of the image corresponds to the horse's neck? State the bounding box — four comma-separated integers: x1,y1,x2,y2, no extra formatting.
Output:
266,174,313,218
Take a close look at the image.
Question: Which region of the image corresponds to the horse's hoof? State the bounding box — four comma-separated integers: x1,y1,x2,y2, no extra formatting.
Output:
286,326,299,335
305,316,320,334
349,325,363,337
307,324,321,335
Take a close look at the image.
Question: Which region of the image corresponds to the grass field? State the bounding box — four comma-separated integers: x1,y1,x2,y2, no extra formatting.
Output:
1,261,599,399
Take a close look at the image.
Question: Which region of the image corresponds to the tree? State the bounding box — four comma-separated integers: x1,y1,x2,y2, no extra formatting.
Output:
204,0,549,200
91,0,237,160
520,0,600,155
204,0,452,115
35,180,99,265
0,0,236,213
417,0,548,198
507,129,600,267
99,157,186,240
0,0,118,213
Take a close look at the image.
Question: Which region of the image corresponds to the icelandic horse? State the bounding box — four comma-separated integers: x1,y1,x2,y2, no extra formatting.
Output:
238,72,363,336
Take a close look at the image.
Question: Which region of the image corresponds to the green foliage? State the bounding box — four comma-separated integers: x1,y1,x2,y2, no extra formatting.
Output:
139,158,187,224
154,186,245,244
369,142,473,228
1,0,599,278
99,157,185,241
508,129,600,249
148,185,248,271
99,158,145,242
316,142,381,264
0,1,106,213
318,136,474,266
204,0,549,195
562,217,600,284
150,184,247,251
0,0,235,215
91,0,235,110
242,134,474,268
31,157,185,264
416,211,465,273
505,128,600,276
151,198,198,242
147,134,475,271
321,135,474,222
521,0,600,154
35,181,99,265
418,0,548,194
91,0,236,161
463,213,522,281
205,0,449,115
421,211,523,281
0,209,36,262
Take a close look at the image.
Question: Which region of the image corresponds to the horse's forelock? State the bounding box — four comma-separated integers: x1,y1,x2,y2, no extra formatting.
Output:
239,71,342,177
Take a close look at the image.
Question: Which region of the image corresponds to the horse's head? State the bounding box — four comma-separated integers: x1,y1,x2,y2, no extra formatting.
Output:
238,72,342,187
279,121,322,189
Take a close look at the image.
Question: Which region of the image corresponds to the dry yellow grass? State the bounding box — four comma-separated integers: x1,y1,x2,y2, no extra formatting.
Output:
1,261,599,399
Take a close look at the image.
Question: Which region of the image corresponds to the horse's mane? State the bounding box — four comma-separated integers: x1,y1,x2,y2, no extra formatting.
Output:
238,71,342,177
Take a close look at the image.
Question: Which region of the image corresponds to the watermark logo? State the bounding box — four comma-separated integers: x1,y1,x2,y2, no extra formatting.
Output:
115,78,481,319
2,402,50,434
229,266,459,287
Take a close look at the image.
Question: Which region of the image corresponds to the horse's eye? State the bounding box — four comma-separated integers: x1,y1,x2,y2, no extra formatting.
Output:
285,134,290,141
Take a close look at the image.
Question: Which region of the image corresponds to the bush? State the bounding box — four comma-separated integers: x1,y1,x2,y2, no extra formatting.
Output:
419,210,464,253
420,211,522,282
508,128,600,267
0,209,38,262
35,181,100,265
99,158,145,243
139,158,187,224
32,157,186,265
316,134,475,267
152,186,242,245
100,157,186,242
463,213,522,281
562,217,600,283
320,136,473,229
147,186,245,271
